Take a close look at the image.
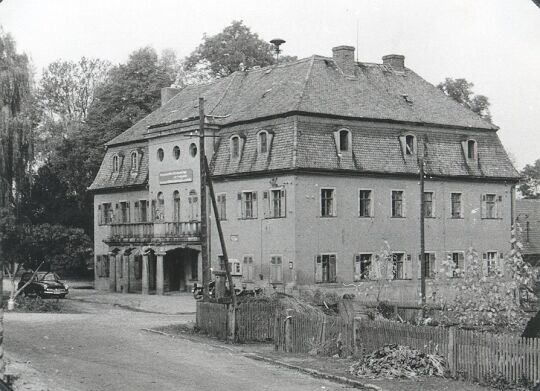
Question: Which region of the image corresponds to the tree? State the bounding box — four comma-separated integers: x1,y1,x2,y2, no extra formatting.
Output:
184,20,296,78
518,158,540,199
0,29,35,377
35,57,110,156
437,78,492,122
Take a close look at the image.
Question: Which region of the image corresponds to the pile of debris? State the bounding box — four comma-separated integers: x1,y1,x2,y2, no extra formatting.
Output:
349,344,447,379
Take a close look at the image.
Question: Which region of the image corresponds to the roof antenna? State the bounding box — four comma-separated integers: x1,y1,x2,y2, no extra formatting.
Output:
356,19,359,62
270,38,286,64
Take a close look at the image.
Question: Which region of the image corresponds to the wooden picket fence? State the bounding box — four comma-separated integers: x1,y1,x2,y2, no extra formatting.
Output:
356,320,540,385
274,310,354,354
236,301,280,342
196,301,229,340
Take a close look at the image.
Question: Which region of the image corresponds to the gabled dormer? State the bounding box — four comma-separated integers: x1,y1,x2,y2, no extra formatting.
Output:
399,133,417,157
333,128,352,157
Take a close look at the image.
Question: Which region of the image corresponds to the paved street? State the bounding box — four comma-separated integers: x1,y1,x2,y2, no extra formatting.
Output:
4,294,355,391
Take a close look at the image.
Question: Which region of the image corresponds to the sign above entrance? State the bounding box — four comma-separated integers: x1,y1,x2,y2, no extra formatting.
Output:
159,169,193,184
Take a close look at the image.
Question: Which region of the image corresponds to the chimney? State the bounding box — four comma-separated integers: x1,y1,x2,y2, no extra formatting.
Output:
332,46,356,76
161,87,181,107
382,54,405,72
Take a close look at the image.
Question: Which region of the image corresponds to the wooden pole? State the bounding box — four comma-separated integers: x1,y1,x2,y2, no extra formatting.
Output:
203,156,237,308
419,154,426,308
199,98,210,300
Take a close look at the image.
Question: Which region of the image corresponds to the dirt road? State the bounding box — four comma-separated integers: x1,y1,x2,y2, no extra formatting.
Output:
4,297,356,391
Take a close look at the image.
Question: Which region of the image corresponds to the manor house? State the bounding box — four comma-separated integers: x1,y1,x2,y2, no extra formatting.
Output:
89,46,519,301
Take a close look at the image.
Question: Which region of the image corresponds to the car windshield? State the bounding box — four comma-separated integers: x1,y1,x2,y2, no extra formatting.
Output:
39,273,59,282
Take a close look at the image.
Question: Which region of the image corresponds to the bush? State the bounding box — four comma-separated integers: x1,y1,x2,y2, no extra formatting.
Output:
12,296,63,313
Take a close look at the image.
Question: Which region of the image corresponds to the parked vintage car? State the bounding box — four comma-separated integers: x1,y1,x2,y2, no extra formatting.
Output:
18,272,69,299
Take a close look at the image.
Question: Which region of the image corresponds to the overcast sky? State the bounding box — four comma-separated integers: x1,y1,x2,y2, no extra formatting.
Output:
1,0,539,169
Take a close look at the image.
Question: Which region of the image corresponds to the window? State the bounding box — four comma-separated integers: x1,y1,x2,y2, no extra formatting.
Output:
173,146,180,160
231,136,240,159
259,132,268,154
151,200,157,221
191,255,198,280
101,203,113,225
321,188,336,217
391,191,404,217
238,191,257,219
228,259,241,276
119,201,130,223
189,143,197,157
243,256,255,281
154,192,164,221
130,151,138,172
157,148,164,162
216,193,227,220
422,253,436,279
451,193,462,218
423,192,434,218
316,254,337,283
483,251,499,276
139,200,148,222
448,252,464,278
354,254,372,281
405,135,415,155
173,191,181,221
188,190,199,220
339,129,349,152
112,155,119,173
359,190,372,217
392,253,405,280
96,255,110,278
467,140,476,159
481,194,502,219
270,256,283,283
264,189,286,218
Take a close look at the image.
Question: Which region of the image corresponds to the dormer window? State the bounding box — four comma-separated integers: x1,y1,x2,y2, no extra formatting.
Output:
130,151,138,172
259,131,268,154
333,128,352,154
405,135,415,155
231,136,240,159
112,155,119,173
339,129,349,151
157,148,164,162
467,139,476,159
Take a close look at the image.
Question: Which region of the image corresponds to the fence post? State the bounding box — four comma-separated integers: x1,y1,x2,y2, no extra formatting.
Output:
284,309,293,353
448,327,456,377
352,318,358,355
227,304,236,342
273,307,280,351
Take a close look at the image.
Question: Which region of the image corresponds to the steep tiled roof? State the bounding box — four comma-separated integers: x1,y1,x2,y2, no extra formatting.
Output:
106,55,496,147
89,144,148,191
516,199,540,256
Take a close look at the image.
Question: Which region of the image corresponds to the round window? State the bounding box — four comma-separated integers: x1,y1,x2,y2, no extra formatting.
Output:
173,146,180,160
189,143,197,157
157,148,164,162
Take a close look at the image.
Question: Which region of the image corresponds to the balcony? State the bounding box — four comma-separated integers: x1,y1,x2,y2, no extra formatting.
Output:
105,221,201,245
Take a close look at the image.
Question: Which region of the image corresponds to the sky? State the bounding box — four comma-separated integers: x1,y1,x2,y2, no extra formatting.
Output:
1,0,539,169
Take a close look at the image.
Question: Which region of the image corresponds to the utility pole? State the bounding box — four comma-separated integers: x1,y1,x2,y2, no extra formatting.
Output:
199,98,210,300
204,156,237,308
419,154,426,308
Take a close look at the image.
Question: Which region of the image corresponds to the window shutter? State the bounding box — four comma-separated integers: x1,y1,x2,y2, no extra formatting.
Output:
498,252,505,275
417,254,422,279
315,256,322,282
281,189,286,217
263,191,269,217
98,205,102,225
329,255,336,282
354,255,361,280
402,192,406,218
96,255,101,277
127,202,131,222
404,254,412,279
237,192,243,219
461,141,468,159
277,258,283,282
481,195,486,218
482,252,488,276
333,190,337,217
252,192,258,218
399,136,406,156
497,195,503,219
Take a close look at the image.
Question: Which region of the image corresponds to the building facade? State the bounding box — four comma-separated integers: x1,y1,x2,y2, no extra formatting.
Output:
90,46,519,300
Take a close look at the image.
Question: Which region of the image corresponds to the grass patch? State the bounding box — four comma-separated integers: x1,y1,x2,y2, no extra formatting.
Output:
10,296,65,313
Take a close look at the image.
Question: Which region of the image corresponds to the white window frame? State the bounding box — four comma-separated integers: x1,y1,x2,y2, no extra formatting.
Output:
112,154,119,173
354,253,372,281
405,134,416,155
320,187,337,217
423,191,435,218
421,252,436,279
230,135,242,160
228,258,242,276
483,251,500,276
257,130,272,154
463,139,478,161
447,251,465,278
242,255,255,281
264,188,286,218
358,189,373,218
316,253,337,283
238,190,257,219
450,192,463,219
392,252,406,280
130,151,138,172
216,192,227,220
334,128,352,153
391,190,405,218
481,193,502,219
270,255,283,283
119,200,130,223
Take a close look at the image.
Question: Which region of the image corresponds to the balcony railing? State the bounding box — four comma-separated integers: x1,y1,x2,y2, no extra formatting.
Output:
108,221,200,243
